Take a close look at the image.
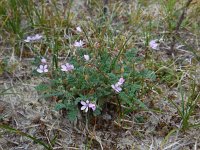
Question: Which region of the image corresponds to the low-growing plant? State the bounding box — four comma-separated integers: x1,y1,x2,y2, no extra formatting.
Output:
33,28,156,121
168,81,200,131
0,58,18,75
0,0,22,36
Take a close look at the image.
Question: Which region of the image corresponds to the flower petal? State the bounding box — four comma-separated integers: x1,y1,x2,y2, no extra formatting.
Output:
61,65,66,68
116,86,122,93
118,77,125,85
111,84,115,89
37,69,43,73
84,55,90,61
89,103,95,108
149,40,159,50
112,84,122,93
80,101,86,106
76,26,82,32
24,39,30,42
39,65,44,69
89,103,96,111
85,107,88,112
61,65,67,71
91,106,96,111
44,65,48,69
81,105,87,110
74,40,84,47
41,58,47,63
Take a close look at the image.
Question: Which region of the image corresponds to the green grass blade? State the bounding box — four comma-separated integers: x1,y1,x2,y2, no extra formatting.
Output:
0,125,52,150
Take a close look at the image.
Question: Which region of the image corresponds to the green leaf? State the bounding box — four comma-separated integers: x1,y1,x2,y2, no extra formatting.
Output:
39,92,63,99
67,108,78,121
140,69,156,80
93,108,101,116
134,98,147,109
75,96,88,104
119,92,132,106
108,73,118,82
55,103,66,111
129,84,141,96
35,83,49,92
125,48,139,61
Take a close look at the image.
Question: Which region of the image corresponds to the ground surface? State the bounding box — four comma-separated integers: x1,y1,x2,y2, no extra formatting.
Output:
0,0,200,150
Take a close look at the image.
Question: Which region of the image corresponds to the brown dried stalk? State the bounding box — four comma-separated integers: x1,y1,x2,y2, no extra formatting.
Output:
169,0,193,56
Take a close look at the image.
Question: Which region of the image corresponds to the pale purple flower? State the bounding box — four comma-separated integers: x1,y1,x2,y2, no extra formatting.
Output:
24,34,42,42
89,103,96,111
111,77,125,93
41,57,47,63
84,55,90,61
37,64,48,73
111,84,122,93
149,39,159,50
76,26,82,32
61,63,74,72
80,100,96,112
117,77,125,86
74,40,84,47
32,34,42,40
24,36,32,42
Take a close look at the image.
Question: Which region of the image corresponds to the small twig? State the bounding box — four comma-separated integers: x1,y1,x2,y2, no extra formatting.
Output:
45,132,53,149
169,0,193,55
52,147,63,150
88,132,104,150
62,147,79,150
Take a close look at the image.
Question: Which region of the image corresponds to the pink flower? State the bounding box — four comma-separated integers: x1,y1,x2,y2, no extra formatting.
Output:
117,77,125,86
41,57,47,63
74,40,84,47
76,26,82,32
149,39,159,50
111,77,125,93
24,34,42,42
32,34,43,40
80,100,96,112
84,55,90,61
61,63,74,72
37,64,48,73
24,36,32,43
111,84,122,93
